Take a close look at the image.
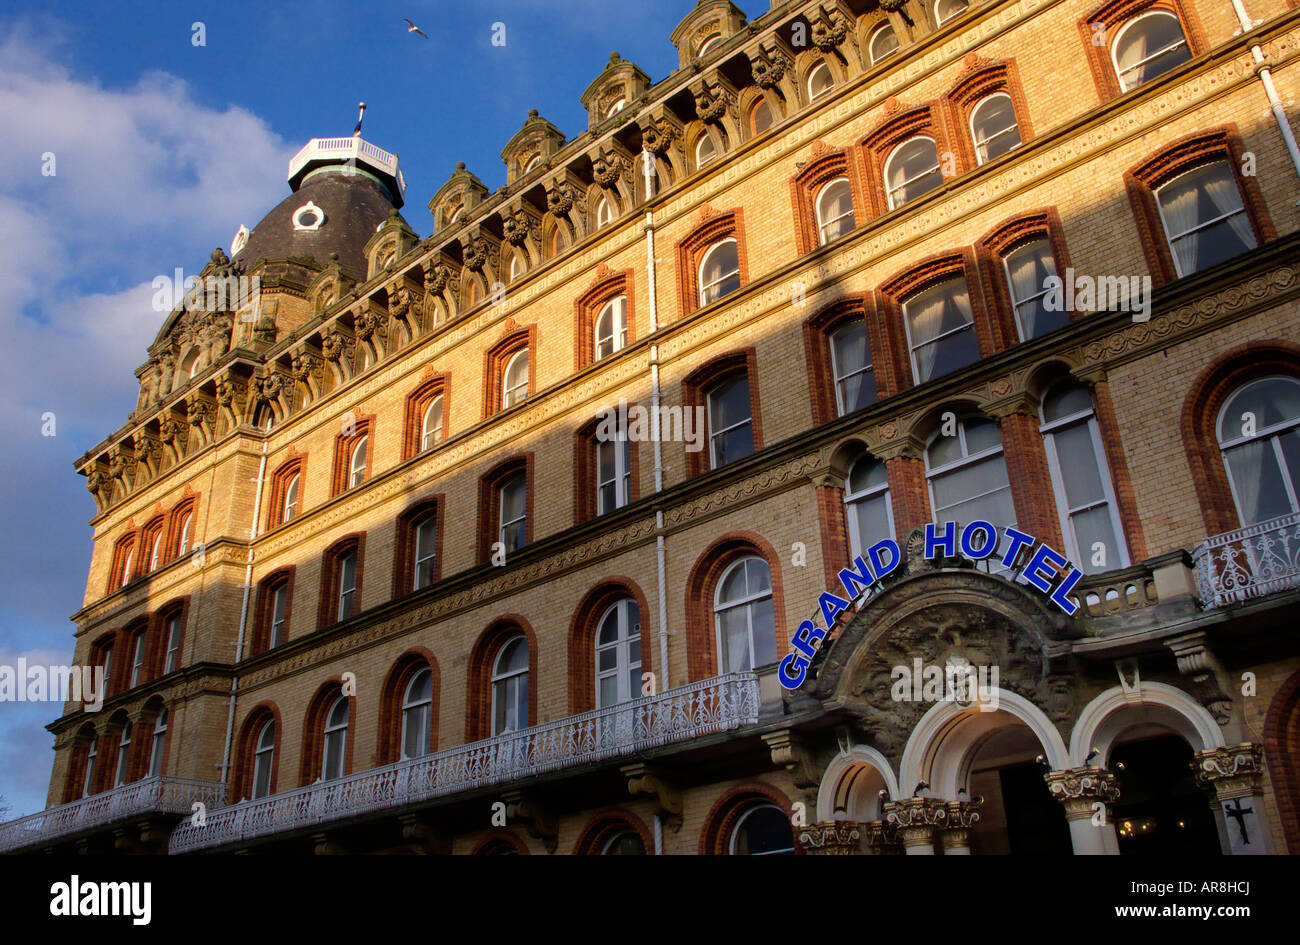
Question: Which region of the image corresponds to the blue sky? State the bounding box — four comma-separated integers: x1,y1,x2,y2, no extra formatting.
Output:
0,0,765,819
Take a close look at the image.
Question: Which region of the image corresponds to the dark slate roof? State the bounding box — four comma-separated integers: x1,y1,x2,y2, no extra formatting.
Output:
233,170,404,281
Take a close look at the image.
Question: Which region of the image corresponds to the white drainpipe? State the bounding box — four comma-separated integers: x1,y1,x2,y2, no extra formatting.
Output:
643,149,671,693
1230,0,1300,180
219,437,269,791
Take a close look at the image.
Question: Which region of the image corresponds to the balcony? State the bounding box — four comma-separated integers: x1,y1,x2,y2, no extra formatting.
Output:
1193,511,1300,609
287,136,407,205
0,776,226,854
170,672,759,854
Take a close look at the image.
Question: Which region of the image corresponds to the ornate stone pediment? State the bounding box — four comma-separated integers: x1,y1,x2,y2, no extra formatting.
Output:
500,109,566,185
580,52,650,130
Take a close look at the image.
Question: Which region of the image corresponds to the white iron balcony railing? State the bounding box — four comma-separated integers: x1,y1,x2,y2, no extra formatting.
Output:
0,776,226,854
287,137,406,200
170,672,759,854
1193,511,1300,609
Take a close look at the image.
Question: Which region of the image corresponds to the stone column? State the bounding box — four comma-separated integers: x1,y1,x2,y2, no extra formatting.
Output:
939,800,982,855
1044,766,1121,855
797,820,862,855
1194,743,1273,854
883,797,949,854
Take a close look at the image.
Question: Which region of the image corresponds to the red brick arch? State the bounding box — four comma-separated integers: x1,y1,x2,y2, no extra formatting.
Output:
1264,666,1300,854
1179,341,1300,537
465,616,539,741
299,678,354,786
231,701,281,804
685,531,787,681
377,648,441,764
472,831,529,854
572,807,654,855
567,577,653,714
698,782,797,855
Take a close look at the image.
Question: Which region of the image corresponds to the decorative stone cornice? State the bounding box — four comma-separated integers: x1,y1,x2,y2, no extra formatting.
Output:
1045,765,1121,818
797,820,861,854
1193,743,1264,800
883,797,949,848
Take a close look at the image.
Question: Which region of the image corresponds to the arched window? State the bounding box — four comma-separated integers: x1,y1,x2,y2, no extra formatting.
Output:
321,695,349,781
807,62,834,101
699,239,741,306
82,735,98,798
601,830,646,854
706,373,754,469
128,630,147,688
935,0,970,26
926,416,1016,571
509,252,525,282
970,93,1021,165
491,636,530,735
336,548,358,621
869,23,899,63
1155,161,1256,278
903,276,979,384
523,154,541,174
401,667,434,760
1216,377,1300,526
147,530,164,572
252,719,275,799
845,455,893,562
595,598,641,707
100,644,114,696
714,556,776,672
696,135,719,168
1041,382,1128,572
348,436,368,489
268,580,290,648
178,512,193,556
816,178,855,245
1112,10,1191,92
1004,238,1064,340
830,320,875,415
119,546,135,589
498,471,528,552
282,473,300,522
147,709,168,778
605,98,627,119
113,721,132,787
750,99,773,135
162,610,184,673
596,197,613,228
698,33,723,56
730,803,796,855
421,397,444,451
413,512,438,590
503,349,530,408
884,136,943,210
595,297,627,360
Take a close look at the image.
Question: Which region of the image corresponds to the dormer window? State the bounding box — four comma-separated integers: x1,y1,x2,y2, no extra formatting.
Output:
291,201,325,231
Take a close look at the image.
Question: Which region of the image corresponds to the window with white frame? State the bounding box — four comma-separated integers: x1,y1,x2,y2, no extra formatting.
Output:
605,98,626,119
129,633,146,688
601,830,646,854
597,197,614,228
163,613,182,674
491,636,529,735
119,548,134,589
1112,10,1192,92
706,373,754,469
696,134,720,168
421,396,444,451
147,709,167,778
714,556,777,672
114,721,132,787
252,720,274,799
348,436,368,488
336,549,358,621
845,454,893,563
499,472,527,552
1004,238,1065,340
282,473,300,523
904,276,980,384
597,426,633,515
970,93,1021,164
269,582,289,648
1155,161,1256,278
869,23,900,63
503,349,530,408
321,695,348,781
829,320,875,415
509,252,525,282
178,512,193,555
698,33,723,57
1041,382,1128,573
413,512,438,590
595,598,641,707
148,531,163,571
82,735,97,798
926,416,1017,572
816,178,855,245
751,100,773,134
935,0,970,26
401,667,434,760
807,62,834,101
595,297,627,360
1216,376,1300,527
699,239,741,306
884,136,944,209
730,803,796,855
101,645,113,693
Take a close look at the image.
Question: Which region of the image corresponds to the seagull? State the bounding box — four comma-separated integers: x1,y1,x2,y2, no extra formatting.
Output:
402,18,429,38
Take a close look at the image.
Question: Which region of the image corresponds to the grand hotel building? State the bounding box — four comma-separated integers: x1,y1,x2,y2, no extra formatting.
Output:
3,0,1300,856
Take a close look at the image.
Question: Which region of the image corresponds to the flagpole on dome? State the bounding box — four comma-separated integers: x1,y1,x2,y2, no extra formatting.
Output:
353,102,366,137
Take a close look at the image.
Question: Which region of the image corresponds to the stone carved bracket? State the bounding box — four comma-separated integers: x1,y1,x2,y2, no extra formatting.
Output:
762,730,822,790
185,391,218,447
290,348,325,403
503,791,558,854
809,1,857,62
319,326,357,386
622,763,683,831
214,372,249,428
1166,632,1234,725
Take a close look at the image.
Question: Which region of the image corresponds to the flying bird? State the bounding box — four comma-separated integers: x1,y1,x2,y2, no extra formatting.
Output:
403,18,429,38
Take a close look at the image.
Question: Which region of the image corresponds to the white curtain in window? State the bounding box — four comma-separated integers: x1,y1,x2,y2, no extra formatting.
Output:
1007,247,1045,336
1159,179,1201,275
1224,441,1268,525
907,287,951,382
1201,167,1256,249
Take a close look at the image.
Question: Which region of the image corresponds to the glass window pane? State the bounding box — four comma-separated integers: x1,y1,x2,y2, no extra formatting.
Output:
1053,423,1107,506
852,493,892,551
708,376,749,431
749,597,777,666
713,424,754,467
971,95,1020,163
1219,378,1300,439
1225,442,1292,524
598,675,619,707
1071,505,1121,575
